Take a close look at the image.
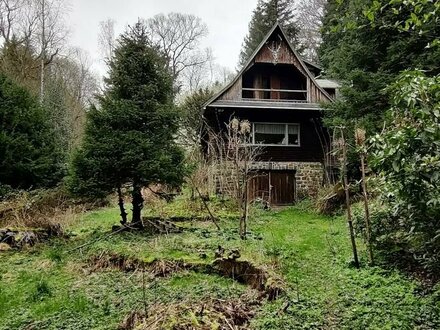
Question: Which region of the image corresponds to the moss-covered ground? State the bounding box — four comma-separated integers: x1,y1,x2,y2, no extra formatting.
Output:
0,198,439,329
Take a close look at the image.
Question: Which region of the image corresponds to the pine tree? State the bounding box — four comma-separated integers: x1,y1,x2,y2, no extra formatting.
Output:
69,22,186,225
239,0,299,67
319,0,440,133
0,73,64,189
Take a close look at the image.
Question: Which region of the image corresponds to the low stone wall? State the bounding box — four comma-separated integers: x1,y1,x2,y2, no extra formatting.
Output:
249,161,324,198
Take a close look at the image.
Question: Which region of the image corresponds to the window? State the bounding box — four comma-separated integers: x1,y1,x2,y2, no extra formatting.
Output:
252,123,300,146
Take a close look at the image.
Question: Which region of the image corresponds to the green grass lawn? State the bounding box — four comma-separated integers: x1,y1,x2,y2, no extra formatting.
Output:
0,200,439,329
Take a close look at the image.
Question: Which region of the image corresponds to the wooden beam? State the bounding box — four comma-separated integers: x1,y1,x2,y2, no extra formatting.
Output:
242,88,308,93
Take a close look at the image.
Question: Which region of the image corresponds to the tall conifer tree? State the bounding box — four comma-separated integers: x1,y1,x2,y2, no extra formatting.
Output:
0,74,64,190
319,0,440,133
69,22,185,225
239,0,299,67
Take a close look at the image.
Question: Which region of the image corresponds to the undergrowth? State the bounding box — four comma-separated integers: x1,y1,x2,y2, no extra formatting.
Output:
0,196,439,329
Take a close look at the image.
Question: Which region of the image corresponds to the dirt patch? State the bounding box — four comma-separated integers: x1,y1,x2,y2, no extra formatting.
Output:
118,293,259,330
111,218,184,235
143,215,212,223
89,253,199,276
89,252,284,300
213,259,285,301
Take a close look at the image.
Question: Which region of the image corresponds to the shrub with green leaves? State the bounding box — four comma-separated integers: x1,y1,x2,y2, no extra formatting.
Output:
370,71,440,272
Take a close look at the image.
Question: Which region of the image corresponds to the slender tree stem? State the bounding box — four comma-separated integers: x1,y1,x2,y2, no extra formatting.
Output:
360,152,374,265
341,129,360,268
194,185,221,230
40,0,46,104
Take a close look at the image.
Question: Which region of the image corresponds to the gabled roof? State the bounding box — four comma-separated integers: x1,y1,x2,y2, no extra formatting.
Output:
204,22,333,110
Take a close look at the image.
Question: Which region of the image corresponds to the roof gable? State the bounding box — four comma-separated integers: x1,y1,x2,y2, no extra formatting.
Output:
204,23,333,108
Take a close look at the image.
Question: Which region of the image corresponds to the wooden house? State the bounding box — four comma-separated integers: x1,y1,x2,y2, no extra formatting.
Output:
203,23,339,205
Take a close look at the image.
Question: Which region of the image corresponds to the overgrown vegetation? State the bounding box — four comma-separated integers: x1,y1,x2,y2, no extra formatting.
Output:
0,199,440,329
1,200,439,329
1,0,440,328
319,0,440,278
368,71,440,275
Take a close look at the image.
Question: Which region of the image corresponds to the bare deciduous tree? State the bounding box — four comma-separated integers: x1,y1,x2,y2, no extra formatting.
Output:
143,12,210,93
294,0,326,63
45,48,98,149
335,128,360,268
0,0,38,44
0,0,69,101
207,118,262,239
355,127,374,265
181,48,213,93
37,0,69,102
98,18,116,61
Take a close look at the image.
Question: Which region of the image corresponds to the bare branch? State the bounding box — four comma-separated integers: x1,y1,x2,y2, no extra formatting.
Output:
142,12,209,94
293,0,327,62
98,18,116,61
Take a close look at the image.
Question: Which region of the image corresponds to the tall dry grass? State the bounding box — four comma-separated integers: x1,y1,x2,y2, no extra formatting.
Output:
0,187,104,230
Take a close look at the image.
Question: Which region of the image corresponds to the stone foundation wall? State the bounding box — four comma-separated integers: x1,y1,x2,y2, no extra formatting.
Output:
249,161,324,198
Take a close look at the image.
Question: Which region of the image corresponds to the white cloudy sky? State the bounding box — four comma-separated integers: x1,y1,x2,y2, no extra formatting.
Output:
67,0,257,77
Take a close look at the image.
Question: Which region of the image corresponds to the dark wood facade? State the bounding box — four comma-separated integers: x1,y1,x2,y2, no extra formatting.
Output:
204,107,327,163
202,23,335,204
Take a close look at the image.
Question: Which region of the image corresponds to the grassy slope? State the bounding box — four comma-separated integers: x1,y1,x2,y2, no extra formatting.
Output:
0,201,439,329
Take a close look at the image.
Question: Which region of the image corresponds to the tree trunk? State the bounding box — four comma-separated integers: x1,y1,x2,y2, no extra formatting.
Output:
40,0,46,104
360,153,374,265
341,131,360,268
117,186,128,225
131,181,144,227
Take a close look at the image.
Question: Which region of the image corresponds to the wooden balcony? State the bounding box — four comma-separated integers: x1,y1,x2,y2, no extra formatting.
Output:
241,88,308,103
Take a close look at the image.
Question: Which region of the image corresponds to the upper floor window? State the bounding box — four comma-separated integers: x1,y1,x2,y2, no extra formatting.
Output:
252,123,300,146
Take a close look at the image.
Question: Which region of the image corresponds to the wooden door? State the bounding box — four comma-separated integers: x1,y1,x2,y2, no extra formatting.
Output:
270,171,296,205
248,170,296,205
248,172,270,203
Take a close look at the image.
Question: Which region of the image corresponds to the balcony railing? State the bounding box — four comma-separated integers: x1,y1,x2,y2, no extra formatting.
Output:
241,88,308,102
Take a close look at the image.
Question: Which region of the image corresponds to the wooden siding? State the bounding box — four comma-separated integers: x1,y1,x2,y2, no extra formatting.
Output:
217,37,331,103
204,108,329,163
219,76,242,100
255,41,307,76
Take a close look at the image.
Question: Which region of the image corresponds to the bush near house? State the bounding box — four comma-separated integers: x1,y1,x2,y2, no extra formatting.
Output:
368,71,440,275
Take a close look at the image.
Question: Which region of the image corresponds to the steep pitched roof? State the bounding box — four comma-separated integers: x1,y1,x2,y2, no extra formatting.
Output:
204,22,333,109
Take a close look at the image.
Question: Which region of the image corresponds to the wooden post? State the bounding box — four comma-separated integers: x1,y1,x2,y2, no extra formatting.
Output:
340,129,360,268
